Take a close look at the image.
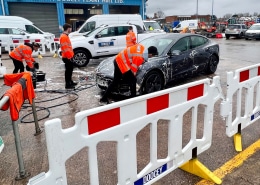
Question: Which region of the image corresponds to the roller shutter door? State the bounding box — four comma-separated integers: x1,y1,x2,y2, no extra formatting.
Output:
9,3,60,37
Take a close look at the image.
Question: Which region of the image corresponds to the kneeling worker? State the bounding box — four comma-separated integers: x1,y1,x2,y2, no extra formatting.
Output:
100,44,158,105
9,42,40,73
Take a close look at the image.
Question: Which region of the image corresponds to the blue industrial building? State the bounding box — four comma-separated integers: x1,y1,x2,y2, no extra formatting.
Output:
0,0,146,36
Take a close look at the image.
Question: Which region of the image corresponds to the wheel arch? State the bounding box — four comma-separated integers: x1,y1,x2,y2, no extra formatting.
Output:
73,47,92,58
138,68,166,95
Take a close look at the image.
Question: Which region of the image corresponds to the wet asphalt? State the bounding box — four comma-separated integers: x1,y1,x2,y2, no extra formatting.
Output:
0,37,260,185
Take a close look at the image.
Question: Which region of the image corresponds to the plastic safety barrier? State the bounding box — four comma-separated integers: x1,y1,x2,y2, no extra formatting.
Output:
27,76,223,185
0,40,7,78
221,64,260,151
48,38,60,57
0,136,4,154
12,39,46,56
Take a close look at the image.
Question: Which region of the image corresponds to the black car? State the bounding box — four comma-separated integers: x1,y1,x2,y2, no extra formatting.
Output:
96,33,219,95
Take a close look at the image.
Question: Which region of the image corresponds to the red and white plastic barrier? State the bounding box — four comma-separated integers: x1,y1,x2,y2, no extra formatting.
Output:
47,38,60,55
27,77,223,185
5,38,46,56
221,64,260,137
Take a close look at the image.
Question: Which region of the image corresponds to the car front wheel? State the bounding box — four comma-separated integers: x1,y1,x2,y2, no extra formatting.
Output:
141,71,164,95
72,49,90,67
206,55,219,74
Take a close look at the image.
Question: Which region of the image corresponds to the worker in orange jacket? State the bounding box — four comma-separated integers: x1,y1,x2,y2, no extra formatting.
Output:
60,23,77,89
9,42,40,73
99,44,158,105
126,26,137,47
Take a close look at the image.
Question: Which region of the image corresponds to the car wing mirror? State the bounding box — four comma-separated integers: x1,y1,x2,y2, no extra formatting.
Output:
95,34,102,38
169,50,181,56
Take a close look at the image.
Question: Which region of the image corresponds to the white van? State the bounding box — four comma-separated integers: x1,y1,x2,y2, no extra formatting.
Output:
172,19,199,33
70,14,145,37
0,16,54,40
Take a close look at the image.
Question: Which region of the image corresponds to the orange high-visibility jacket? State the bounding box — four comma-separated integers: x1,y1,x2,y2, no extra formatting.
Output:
1,72,35,121
4,72,35,104
60,33,74,59
126,31,136,47
9,45,35,68
115,44,145,74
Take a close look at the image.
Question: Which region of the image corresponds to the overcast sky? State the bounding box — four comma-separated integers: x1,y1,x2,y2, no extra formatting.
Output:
146,0,260,18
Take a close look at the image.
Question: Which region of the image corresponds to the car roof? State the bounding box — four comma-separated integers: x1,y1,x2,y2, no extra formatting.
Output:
99,24,139,27
144,33,205,40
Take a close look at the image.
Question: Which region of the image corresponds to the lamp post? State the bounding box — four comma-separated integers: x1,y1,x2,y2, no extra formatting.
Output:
196,0,198,20
212,0,214,18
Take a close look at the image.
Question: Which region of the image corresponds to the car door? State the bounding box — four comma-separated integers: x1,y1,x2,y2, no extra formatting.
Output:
168,36,193,80
93,26,118,56
190,35,209,73
115,26,129,52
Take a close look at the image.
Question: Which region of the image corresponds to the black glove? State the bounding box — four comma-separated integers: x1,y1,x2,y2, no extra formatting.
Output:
26,65,30,71
34,62,39,69
30,67,36,73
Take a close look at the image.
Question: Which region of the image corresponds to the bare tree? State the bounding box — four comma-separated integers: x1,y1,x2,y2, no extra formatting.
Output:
253,12,258,16
223,13,232,19
157,9,166,18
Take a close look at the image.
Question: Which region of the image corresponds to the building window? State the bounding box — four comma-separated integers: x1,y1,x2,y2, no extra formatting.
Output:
89,9,102,15
65,9,84,15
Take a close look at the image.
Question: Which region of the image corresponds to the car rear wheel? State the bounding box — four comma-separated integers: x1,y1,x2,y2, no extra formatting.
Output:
206,55,219,74
226,35,230,39
72,49,90,67
141,71,164,94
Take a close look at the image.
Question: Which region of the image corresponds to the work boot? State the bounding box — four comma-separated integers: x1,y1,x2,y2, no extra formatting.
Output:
65,83,75,89
70,81,78,86
99,97,109,106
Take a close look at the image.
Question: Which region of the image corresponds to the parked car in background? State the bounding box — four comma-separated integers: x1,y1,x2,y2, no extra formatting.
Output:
143,20,165,32
245,23,260,40
225,24,247,39
69,14,145,37
96,33,219,96
0,26,46,51
172,20,199,33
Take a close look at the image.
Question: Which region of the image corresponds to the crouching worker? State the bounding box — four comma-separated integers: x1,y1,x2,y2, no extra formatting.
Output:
99,44,158,105
9,42,40,73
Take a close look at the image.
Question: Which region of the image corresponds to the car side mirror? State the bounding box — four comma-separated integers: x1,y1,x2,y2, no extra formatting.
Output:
21,32,26,35
170,50,181,56
95,34,102,38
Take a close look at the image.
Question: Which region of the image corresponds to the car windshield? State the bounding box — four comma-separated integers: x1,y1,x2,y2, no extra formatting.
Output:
249,25,260,30
227,25,240,29
140,38,174,56
144,22,162,30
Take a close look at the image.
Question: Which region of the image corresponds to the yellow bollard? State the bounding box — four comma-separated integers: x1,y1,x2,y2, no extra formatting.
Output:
38,52,43,59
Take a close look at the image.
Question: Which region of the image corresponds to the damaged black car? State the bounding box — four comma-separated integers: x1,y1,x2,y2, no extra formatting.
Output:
96,33,219,96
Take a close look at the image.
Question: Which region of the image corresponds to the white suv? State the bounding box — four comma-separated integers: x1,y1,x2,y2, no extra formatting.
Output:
225,24,247,39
